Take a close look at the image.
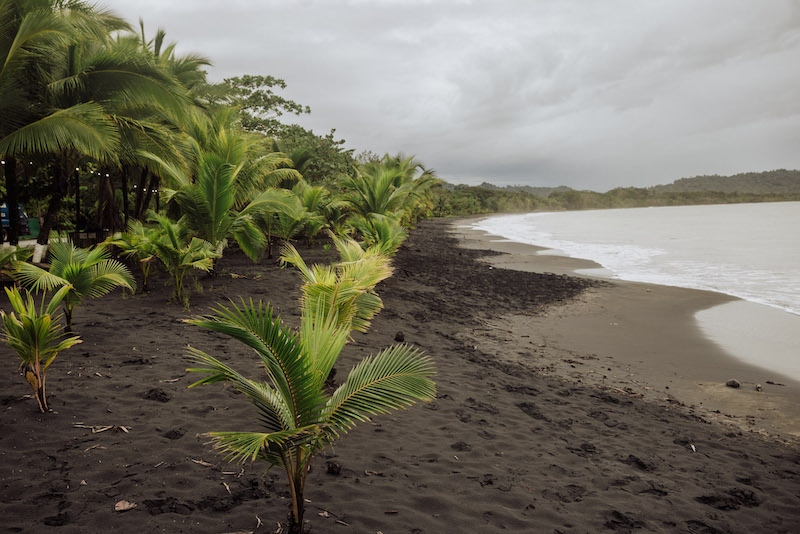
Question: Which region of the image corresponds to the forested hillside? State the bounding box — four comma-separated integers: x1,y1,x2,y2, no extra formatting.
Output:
652,169,800,194
430,170,800,216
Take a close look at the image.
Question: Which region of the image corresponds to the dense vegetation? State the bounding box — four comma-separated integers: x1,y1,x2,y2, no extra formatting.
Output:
432,170,800,216
0,4,436,531
3,3,797,240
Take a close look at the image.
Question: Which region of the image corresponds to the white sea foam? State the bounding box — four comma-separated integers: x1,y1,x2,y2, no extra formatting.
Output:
473,202,800,380
473,202,800,316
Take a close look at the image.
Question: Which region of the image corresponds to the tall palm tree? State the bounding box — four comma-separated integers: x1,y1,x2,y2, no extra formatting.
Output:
187,241,435,533
0,0,125,244
43,27,192,239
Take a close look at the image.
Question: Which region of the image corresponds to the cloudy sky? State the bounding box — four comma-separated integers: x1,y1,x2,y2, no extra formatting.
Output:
100,0,800,190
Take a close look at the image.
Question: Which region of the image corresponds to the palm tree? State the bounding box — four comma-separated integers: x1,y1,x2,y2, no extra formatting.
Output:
0,0,125,244
15,240,135,330
147,213,218,305
349,212,409,256
385,153,437,224
1,285,81,412
104,219,160,292
187,242,435,533
44,25,192,239
166,151,296,261
341,161,408,221
341,154,436,229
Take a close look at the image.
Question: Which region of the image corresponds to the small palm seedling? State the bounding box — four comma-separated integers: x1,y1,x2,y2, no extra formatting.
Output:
187,241,435,533
1,286,82,412
349,213,409,256
15,241,135,331
104,220,160,292
148,214,219,305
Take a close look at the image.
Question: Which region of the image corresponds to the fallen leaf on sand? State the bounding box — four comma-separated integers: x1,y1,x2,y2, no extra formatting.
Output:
114,500,136,512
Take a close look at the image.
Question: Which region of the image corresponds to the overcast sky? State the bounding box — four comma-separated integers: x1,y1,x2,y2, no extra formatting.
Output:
100,0,800,190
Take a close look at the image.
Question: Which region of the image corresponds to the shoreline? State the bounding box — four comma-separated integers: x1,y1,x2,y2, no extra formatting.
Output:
451,217,800,439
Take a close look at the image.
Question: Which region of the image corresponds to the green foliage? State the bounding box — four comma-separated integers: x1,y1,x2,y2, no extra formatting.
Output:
280,235,393,334
201,74,310,137
653,169,800,194
15,241,135,330
349,213,408,256
0,245,32,279
432,170,800,217
275,125,356,185
187,245,434,533
147,214,218,305
1,286,82,412
104,220,160,291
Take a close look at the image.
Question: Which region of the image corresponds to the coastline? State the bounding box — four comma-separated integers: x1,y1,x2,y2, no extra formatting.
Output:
452,216,800,438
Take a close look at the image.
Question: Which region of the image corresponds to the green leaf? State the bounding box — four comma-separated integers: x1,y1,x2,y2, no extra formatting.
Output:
323,344,435,439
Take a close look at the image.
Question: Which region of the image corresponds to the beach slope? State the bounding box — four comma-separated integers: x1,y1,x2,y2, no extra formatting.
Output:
0,218,797,533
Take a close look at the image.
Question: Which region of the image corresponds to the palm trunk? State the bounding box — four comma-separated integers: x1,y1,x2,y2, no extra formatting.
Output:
121,169,129,226
134,168,148,218
134,172,159,219
5,157,20,245
283,452,306,534
73,168,80,234
64,304,74,333
97,169,122,233
38,160,70,245
24,361,46,413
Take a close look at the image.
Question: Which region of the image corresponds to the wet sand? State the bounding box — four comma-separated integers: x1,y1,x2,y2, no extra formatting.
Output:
0,218,798,533
454,219,800,438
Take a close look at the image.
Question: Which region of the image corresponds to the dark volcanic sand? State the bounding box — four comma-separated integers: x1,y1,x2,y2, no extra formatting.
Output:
1,219,798,533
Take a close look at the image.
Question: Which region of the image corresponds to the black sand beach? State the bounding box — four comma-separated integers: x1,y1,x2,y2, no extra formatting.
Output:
1,218,798,533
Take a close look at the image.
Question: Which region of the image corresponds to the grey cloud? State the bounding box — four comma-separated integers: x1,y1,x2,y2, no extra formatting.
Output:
101,0,800,190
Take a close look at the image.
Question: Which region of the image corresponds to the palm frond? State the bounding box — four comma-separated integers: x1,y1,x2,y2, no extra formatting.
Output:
187,299,322,426
206,428,319,464
322,344,435,439
0,102,119,160
186,348,294,433
14,262,69,292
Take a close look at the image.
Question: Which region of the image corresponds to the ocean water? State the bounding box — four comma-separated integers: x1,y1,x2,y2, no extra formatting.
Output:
473,202,800,315
472,202,800,381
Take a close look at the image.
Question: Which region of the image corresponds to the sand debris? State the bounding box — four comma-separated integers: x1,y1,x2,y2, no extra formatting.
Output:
114,500,136,512
74,423,130,433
